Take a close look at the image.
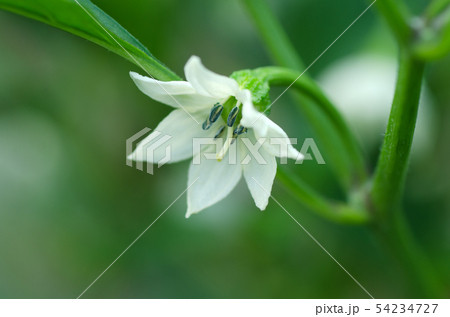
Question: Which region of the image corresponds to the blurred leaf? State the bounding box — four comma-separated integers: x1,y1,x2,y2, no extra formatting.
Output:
0,0,181,81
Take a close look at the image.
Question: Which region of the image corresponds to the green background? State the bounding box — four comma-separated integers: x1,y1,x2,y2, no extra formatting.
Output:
0,0,449,298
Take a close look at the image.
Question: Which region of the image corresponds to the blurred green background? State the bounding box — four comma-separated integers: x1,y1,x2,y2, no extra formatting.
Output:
0,0,449,298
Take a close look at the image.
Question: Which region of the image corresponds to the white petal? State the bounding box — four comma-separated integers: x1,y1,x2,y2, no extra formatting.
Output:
240,90,269,136
241,137,277,210
130,72,217,111
128,109,219,164
186,152,242,217
241,95,302,161
184,56,240,99
262,120,302,160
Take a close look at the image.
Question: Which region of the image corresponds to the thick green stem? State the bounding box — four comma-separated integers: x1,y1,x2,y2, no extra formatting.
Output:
277,167,369,225
374,212,443,297
371,52,425,217
256,67,367,186
370,52,443,297
375,0,412,45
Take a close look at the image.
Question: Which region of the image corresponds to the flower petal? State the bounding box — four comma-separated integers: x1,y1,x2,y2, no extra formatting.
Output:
184,56,240,99
241,94,302,161
262,120,302,160
186,152,242,217
128,109,220,164
130,72,217,111
240,136,277,210
240,89,268,135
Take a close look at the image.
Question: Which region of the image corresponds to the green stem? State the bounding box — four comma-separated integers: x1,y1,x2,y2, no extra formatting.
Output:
374,212,443,297
242,0,367,191
240,0,304,71
291,92,357,190
375,0,412,45
244,0,443,297
371,52,425,217
256,67,367,186
370,52,443,297
277,167,369,225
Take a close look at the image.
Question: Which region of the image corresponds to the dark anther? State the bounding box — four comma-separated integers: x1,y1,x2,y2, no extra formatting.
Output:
209,103,223,123
214,126,225,139
233,125,246,136
227,106,239,127
202,119,212,130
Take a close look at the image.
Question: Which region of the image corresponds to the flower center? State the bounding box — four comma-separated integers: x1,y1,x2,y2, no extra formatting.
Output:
202,99,248,161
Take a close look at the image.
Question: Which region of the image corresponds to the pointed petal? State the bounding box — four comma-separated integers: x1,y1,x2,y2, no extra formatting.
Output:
128,109,220,164
241,137,277,210
186,153,242,217
184,56,240,99
240,94,302,161
260,119,303,160
130,72,217,111
240,90,268,135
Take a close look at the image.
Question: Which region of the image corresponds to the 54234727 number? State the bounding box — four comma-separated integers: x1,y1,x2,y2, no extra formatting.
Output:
375,304,438,314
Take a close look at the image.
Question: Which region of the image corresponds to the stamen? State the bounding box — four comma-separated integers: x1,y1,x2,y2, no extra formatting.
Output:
227,106,239,127
214,126,225,139
202,118,212,130
233,125,246,136
216,127,233,161
209,103,223,123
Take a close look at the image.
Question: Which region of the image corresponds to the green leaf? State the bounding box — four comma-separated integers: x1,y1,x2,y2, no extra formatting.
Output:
0,0,181,81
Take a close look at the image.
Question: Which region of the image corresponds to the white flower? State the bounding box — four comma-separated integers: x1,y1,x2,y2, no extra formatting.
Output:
128,56,302,217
